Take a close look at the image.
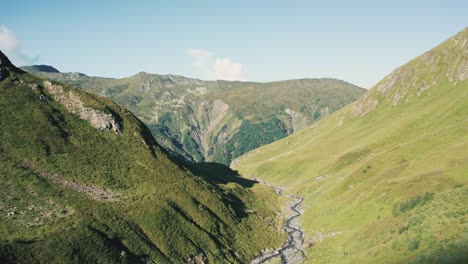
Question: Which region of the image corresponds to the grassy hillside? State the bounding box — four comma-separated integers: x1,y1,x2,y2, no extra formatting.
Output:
234,28,468,263
23,68,365,165
0,50,285,263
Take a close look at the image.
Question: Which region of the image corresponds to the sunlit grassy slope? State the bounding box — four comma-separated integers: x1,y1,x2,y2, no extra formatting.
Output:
234,28,468,263
0,51,285,263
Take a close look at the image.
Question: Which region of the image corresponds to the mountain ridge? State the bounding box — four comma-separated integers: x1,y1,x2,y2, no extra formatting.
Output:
22,66,365,165
24,65,359,85
233,27,468,263
0,50,286,263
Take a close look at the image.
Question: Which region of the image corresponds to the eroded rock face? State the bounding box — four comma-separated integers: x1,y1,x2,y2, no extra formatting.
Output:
280,108,310,134
43,81,121,134
185,99,231,157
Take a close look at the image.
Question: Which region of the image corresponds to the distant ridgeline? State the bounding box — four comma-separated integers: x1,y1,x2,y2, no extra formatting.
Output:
22,65,365,165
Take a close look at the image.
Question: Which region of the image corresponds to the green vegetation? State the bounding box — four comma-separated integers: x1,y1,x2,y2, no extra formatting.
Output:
0,52,285,263
24,67,365,165
234,28,468,263
213,118,288,164
392,192,434,216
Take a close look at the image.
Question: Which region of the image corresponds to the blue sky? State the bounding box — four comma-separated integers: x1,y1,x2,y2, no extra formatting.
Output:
1,0,467,88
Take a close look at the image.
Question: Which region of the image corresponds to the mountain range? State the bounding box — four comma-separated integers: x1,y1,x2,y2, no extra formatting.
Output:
3,24,467,264
21,68,365,165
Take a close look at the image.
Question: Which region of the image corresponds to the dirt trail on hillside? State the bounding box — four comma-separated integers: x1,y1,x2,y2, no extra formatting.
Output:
251,180,305,264
20,160,120,201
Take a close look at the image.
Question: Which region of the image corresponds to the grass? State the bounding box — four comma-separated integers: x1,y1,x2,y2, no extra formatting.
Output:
234,28,468,263
0,65,286,263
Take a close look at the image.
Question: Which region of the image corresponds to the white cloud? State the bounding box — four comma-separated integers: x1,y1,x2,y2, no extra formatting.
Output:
187,48,213,78
0,24,38,65
187,48,244,81
212,58,243,81
0,25,19,52
187,48,213,66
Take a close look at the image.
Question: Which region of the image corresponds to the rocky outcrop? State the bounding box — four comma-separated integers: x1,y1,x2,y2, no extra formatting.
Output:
281,108,310,134
43,81,121,134
186,253,208,264
351,92,379,117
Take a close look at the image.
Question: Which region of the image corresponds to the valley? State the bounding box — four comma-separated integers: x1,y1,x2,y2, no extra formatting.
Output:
1,2,466,262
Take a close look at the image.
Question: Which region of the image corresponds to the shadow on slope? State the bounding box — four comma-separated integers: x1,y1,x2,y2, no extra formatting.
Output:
185,162,261,220
188,162,258,188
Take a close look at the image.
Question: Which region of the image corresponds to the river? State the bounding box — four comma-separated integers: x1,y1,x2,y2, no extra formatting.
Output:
251,181,305,264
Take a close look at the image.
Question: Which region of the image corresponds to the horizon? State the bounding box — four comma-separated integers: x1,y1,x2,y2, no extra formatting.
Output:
1,1,467,88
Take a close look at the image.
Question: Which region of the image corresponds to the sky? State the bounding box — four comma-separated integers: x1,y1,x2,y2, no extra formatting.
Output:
1,0,467,88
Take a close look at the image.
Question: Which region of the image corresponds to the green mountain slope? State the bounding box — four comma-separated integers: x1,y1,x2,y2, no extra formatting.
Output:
0,50,285,263
233,28,468,263
22,67,365,165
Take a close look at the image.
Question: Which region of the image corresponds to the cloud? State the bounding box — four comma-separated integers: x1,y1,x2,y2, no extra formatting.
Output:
0,25,19,52
0,24,39,65
187,48,213,67
213,58,243,81
187,48,244,81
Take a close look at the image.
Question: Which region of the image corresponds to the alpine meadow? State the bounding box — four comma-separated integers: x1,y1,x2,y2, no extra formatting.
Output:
234,28,468,264
1,2,467,264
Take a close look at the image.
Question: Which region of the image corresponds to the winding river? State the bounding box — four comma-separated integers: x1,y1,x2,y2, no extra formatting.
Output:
251,181,305,264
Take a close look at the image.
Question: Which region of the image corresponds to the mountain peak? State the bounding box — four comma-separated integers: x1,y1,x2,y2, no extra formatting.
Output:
0,50,24,80
350,27,467,117
0,50,13,68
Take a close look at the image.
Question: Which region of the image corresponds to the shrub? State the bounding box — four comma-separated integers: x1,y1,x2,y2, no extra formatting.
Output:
408,240,420,251
393,192,435,216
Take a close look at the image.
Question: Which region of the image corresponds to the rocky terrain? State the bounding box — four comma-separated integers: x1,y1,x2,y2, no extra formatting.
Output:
251,180,305,264
42,80,121,134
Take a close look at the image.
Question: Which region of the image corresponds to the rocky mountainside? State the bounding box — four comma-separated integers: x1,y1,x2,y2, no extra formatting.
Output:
233,28,468,263
22,67,365,164
0,50,286,263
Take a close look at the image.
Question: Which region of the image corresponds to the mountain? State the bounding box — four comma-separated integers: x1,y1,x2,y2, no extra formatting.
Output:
0,50,286,263
20,67,365,165
20,64,60,73
233,28,468,263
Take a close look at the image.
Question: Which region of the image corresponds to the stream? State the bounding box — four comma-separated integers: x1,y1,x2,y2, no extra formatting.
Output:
251,181,305,264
